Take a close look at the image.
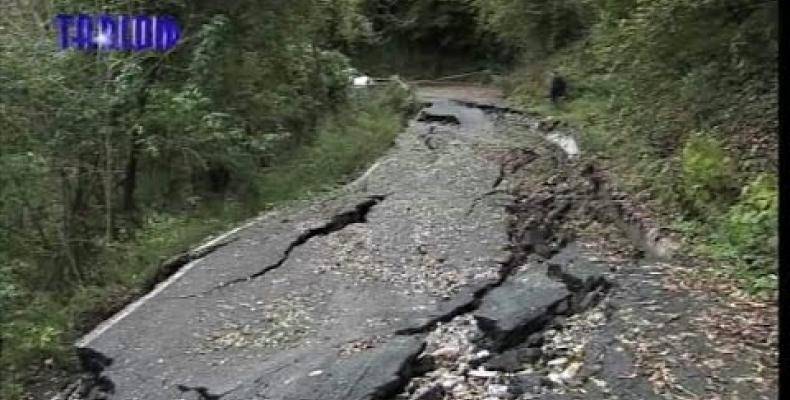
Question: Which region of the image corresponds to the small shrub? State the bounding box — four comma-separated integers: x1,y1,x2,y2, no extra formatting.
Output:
714,173,778,275
376,77,420,115
679,133,738,215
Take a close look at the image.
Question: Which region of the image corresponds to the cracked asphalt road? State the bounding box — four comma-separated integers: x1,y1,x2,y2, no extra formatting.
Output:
61,86,777,400
71,88,530,400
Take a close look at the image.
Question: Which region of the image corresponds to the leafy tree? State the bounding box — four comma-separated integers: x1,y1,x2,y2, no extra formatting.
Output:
1,1,386,395
474,0,590,56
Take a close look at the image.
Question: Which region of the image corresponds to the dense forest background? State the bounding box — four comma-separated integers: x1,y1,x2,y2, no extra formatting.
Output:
0,0,777,397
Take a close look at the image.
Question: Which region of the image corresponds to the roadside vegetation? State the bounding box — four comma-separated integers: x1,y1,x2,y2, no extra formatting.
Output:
0,1,412,397
473,0,778,294
1,0,778,397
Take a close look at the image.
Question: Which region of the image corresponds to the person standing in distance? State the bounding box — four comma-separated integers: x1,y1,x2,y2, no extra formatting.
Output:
548,71,568,105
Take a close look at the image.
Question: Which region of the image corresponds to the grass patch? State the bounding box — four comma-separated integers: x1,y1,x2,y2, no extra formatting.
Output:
258,94,403,203
503,49,777,295
0,85,410,399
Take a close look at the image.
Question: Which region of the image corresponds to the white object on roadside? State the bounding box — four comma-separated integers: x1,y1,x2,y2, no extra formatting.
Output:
352,75,372,87
559,361,584,381
547,357,569,367
546,133,580,157
468,368,498,378
487,384,510,397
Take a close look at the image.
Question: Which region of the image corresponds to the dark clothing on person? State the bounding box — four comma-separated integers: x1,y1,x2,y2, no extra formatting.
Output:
550,76,567,104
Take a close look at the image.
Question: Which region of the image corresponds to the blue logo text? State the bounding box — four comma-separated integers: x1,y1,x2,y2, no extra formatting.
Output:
54,14,181,51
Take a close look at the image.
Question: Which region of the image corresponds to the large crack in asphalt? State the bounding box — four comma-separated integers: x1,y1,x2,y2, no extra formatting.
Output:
171,102,612,400
59,195,390,400
466,147,540,217
449,100,532,116
395,148,548,337
176,385,224,400
377,100,686,399
368,343,429,400
176,194,390,299
56,97,637,400
380,262,611,399
416,110,461,125
465,189,508,218
374,151,615,399
491,148,539,189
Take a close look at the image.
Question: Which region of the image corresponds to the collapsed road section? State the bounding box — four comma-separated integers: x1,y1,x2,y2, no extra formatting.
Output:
57,88,629,400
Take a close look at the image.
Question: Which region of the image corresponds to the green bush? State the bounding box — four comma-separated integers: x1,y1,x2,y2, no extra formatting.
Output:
679,133,738,215
714,174,777,272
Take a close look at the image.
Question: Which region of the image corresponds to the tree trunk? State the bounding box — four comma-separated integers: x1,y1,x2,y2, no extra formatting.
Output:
58,167,81,284
122,65,158,218
123,133,140,214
